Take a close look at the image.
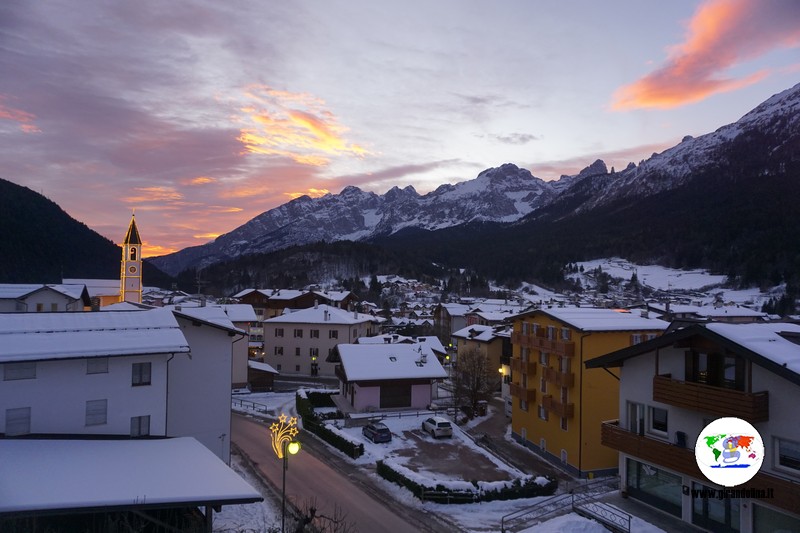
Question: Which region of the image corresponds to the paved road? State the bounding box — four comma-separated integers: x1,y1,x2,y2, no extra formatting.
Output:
232,413,456,533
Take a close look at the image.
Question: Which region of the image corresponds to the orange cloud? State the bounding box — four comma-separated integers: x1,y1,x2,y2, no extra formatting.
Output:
284,188,330,200
0,95,40,133
613,0,800,110
124,186,184,204
184,176,216,185
235,85,371,165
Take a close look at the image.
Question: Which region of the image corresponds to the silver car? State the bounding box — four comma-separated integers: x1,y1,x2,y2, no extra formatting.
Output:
422,416,453,438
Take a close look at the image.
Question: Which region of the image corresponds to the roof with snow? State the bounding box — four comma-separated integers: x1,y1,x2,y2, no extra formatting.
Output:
0,308,189,363
248,359,278,373
0,283,89,302
521,307,669,332
264,304,381,325
0,437,261,515
169,306,244,334
62,278,120,297
219,304,258,323
646,302,766,319
586,322,800,387
453,324,510,343
336,344,447,382
356,334,446,355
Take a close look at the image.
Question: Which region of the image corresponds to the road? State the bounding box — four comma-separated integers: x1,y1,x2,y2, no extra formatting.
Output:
231,414,457,532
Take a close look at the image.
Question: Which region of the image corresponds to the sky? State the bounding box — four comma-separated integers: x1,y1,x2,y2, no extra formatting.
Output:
1,1,799,257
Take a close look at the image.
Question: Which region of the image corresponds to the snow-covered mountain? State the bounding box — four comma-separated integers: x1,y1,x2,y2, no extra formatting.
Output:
151,164,556,275
151,82,800,276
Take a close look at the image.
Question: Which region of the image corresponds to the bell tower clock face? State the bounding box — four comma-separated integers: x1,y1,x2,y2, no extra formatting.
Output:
129,266,137,274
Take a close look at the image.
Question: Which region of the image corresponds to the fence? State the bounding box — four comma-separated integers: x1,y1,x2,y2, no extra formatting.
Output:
231,397,270,414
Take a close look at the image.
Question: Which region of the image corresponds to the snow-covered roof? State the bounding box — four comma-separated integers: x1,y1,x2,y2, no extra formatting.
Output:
647,302,766,318
356,334,446,354
265,304,381,325
706,322,800,375
62,278,120,297
439,303,470,317
337,344,447,381
0,283,87,301
0,308,189,363
248,360,278,373
101,301,152,311
312,290,352,302
466,310,516,322
453,324,507,343
0,437,262,514
530,308,669,331
219,304,258,323
170,306,243,334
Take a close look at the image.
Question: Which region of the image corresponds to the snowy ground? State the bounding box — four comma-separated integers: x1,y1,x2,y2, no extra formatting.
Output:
226,391,668,532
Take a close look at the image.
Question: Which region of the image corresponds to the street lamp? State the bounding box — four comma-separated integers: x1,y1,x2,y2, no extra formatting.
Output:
270,414,300,533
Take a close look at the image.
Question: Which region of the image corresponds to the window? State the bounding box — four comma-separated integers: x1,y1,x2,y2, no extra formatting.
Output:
310,329,320,338
295,347,301,356
646,333,658,341
293,328,303,338
130,415,150,437
775,437,800,474
532,323,540,335
132,362,151,386
520,347,529,362
275,328,284,337
50,303,58,312
559,356,570,373
310,347,319,357
649,406,668,435
628,401,646,436
276,364,282,371
539,351,549,366
685,351,745,390
352,328,358,337
540,375,547,394
85,399,107,426
521,322,530,335
561,328,571,341
5,407,31,436
87,357,109,374
561,417,568,431
274,346,283,356
631,334,643,345
36,303,44,312
546,326,555,340
4,362,36,381
538,405,548,421
295,365,300,372
130,247,137,261
520,399,528,411
329,330,339,339
561,449,568,463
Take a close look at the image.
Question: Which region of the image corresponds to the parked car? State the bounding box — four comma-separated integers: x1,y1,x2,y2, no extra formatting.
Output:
362,422,392,443
422,416,453,438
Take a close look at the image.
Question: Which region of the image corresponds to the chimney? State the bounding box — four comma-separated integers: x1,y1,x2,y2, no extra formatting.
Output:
421,354,427,364
314,299,318,309
641,310,649,318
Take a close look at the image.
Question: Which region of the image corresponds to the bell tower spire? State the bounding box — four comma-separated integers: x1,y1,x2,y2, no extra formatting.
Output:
120,213,142,303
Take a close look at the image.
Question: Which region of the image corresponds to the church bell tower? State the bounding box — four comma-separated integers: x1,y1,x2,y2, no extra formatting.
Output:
120,214,142,303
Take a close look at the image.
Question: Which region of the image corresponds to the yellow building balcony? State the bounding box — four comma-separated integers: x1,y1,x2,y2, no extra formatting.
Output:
510,383,536,403
652,374,769,423
601,420,800,514
511,331,575,357
510,358,537,376
542,394,574,418
543,366,575,388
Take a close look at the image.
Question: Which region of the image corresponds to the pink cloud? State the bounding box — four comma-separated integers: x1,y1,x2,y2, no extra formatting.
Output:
0,95,40,133
613,0,800,110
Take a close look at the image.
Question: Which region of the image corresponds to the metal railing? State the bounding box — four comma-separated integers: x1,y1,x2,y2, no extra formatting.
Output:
231,397,270,414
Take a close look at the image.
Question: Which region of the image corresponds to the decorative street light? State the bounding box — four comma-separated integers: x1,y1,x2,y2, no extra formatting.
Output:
270,414,300,533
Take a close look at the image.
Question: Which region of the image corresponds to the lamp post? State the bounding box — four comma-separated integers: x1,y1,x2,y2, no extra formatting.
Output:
270,414,300,533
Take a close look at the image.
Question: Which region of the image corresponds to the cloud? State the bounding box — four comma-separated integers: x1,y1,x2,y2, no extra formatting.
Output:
490,132,540,145
531,141,677,180
0,95,40,133
612,0,800,110
236,85,371,165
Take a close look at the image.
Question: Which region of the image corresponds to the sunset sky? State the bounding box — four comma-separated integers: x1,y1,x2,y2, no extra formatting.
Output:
2,0,798,256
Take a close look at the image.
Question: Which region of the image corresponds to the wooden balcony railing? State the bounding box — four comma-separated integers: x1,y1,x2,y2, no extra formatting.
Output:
512,332,575,357
542,394,574,418
601,420,800,514
510,358,537,376
653,374,769,423
543,366,575,388
510,382,536,403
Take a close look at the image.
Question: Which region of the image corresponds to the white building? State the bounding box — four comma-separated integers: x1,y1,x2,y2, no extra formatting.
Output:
0,283,91,312
587,322,800,532
261,304,382,377
0,307,243,462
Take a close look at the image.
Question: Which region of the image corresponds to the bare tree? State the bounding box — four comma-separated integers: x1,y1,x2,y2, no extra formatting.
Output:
292,498,357,533
451,348,499,418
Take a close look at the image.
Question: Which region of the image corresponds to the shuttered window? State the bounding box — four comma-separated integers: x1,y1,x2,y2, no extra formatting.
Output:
4,362,36,381
130,415,150,437
85,399,107,426
87,357,109,374
5,407,31,436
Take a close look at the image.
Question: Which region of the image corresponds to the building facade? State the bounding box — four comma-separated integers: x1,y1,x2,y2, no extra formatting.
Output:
510,308,668,477
587,322,800,532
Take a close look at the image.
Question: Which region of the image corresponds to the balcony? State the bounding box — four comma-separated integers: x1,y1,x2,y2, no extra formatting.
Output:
601,420,800,514
512,331,575,357
542,394,574,418
653,374,769,423
510,383,536,403
543,366,575,388
510,358,537,376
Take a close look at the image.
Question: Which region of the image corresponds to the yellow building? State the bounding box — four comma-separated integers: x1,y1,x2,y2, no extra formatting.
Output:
510,307,667,477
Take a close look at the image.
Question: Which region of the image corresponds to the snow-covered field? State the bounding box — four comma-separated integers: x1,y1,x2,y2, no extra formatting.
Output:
225,391,669,532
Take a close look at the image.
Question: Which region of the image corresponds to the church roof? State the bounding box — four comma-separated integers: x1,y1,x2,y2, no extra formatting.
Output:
124,214,142,245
